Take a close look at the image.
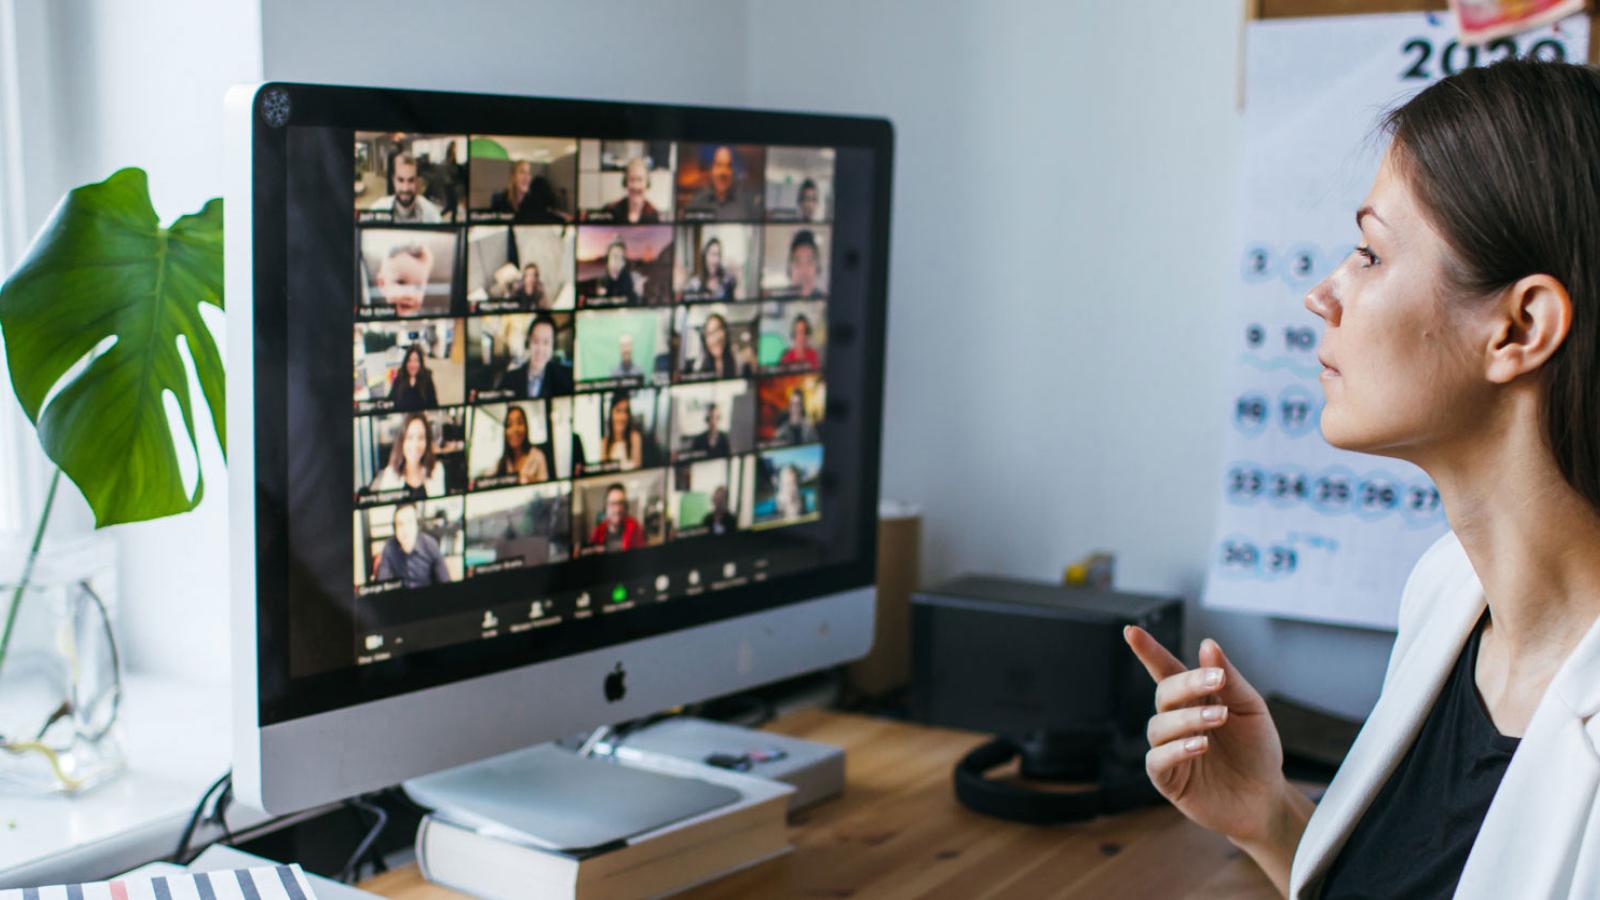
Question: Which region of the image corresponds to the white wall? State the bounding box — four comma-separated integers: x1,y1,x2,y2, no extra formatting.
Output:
17,0,263,683
254,0,1397,719
743,1,1397,719
261,2,750,103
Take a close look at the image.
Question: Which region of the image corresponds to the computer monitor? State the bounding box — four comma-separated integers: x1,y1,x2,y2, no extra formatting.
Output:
225,83,893,814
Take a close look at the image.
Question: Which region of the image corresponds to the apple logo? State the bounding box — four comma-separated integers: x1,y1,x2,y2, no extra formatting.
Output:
604,662,627,703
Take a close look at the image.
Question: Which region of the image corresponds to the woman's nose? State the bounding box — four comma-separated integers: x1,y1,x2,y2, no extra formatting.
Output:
1305,277,1341,325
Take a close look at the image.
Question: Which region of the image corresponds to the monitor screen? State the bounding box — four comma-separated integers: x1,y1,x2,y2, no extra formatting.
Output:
247,85,889,727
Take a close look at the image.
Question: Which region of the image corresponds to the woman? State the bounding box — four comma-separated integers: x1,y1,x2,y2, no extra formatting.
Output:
1126,61,1600,898
388,345,438,412
490,163,569,224
511,263,547,307
600,393,642,471
495,404,549,484
681,236,736,300
775,465,805,520
369,413,446,498
691,312,751,378
596,240,640,305
489,160,533,219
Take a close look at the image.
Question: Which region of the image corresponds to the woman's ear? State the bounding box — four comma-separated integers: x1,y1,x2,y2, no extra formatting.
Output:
1486,273,1571,384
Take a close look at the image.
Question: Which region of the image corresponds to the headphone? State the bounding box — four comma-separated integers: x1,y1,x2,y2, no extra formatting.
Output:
953,732,1157,825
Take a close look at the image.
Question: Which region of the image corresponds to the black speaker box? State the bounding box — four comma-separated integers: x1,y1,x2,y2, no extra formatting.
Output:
911,575,1183,744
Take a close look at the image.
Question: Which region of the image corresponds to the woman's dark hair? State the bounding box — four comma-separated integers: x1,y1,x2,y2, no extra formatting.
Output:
386,412,438,476
699,312,735,373
1384,60,1600,511
698,237,724,279
604,392,635,458
389,344,437,410
402,344,427,374
498,404,533,475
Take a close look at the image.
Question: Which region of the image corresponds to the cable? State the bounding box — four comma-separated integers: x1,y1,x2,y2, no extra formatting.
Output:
337,796,389,883
172,770,232,865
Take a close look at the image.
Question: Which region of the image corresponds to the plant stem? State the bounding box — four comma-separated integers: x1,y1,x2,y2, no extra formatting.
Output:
0,467,62,685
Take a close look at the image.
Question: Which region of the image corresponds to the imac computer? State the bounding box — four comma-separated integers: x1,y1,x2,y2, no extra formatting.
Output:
225,83,893,814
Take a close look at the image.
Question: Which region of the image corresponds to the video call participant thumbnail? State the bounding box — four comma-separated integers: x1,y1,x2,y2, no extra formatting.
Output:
676,144,765,222
571,388,667,475
467,399,572,489
752,444,822,528
575,225,674,306
677,304,759,383
354,497,465,592
572,471,667,556
758,300,826,374
463,482,572,575
674,224,760,302
468,136,578,224
668,457,749,539
465,225,576,312
578,140,675,223
757,374,824,447
760,224,829,299
359,228,460,318
573,307,674,390
466,312,575,401
354,409,467,504
355,132,468,223
669,380,755,463
765,146,835,223
353,318,465,414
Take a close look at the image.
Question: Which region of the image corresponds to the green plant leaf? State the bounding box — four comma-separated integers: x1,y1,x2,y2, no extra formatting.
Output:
0,167,224,527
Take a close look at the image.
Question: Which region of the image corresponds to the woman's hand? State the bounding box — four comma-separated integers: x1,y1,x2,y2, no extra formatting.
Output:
1124,627,1313,895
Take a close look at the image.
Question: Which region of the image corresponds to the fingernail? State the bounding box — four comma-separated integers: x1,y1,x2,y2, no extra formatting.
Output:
1204,668,1222,688
1202,705,1224,722
1184,737,1206,753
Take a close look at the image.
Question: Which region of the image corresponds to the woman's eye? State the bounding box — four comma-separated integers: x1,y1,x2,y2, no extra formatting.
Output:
1354,245,1379,267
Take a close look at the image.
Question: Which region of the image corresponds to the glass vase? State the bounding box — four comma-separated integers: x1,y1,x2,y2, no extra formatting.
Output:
0,531,124,794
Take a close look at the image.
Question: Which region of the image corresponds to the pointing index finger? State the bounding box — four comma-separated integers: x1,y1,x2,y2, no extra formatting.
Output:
1124,625,1186,683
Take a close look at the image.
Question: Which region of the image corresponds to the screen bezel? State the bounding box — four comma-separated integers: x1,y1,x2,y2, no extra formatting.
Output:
247,83,892,727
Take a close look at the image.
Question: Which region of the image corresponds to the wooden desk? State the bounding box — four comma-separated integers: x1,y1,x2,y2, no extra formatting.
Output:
361,709,1279,899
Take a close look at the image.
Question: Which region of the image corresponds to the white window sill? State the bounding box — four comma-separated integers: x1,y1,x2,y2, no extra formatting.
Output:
0,672,267,887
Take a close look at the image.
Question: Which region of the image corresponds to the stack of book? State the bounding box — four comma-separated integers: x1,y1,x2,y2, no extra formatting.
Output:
416,751,794,899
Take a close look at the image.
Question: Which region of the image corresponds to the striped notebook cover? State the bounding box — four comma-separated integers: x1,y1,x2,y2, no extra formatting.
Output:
0,865,318,900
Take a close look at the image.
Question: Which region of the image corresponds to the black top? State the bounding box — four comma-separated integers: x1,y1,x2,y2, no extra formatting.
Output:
1320,612,1520,899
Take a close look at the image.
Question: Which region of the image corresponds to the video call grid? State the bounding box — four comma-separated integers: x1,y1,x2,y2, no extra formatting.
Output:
349,134,835,597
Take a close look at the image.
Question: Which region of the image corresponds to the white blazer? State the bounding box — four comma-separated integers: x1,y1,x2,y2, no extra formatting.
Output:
1289,531,1600,898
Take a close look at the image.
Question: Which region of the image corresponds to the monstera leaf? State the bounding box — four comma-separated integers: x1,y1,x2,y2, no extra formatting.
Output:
0,168,224,527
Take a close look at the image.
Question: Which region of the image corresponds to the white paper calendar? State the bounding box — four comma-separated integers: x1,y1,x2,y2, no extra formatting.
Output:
1201,11,1588,629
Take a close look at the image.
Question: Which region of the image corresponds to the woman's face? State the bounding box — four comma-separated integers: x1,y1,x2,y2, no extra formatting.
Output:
513,162,532,192
402,418,428,467
611,399,631,435
505,407,527,449
625,160,648,200
704,317,726,356
523,266,540,290
405,350,421,376
705,241,722,272
607,245,626,277
1305,150,1493,459
792,319,810,348
780,466,799,498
